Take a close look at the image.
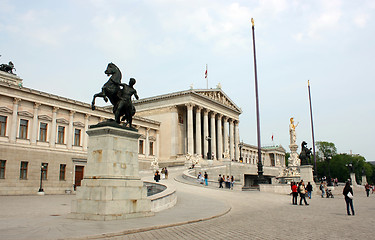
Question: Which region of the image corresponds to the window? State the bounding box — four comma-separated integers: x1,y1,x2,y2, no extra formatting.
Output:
149,142,154,156
139,140,144,154
20,161,28,179
19,119,28,139
59,164,66,181
0,116,7,136
39,123,48,142
0,160,6,179
74,129,81,146
57,126,65,144
41,163,48,180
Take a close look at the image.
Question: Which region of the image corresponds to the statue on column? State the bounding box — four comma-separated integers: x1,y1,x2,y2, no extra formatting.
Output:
289,117,299,145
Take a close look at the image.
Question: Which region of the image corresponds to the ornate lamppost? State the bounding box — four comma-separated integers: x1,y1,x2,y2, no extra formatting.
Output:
205,136,211,160
38,164,46,195
239,141,244,162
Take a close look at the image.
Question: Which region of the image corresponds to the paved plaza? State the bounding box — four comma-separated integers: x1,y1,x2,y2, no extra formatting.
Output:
1,168,375,240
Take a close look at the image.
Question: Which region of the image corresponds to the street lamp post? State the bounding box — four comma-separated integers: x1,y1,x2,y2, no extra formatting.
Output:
205,136,211,160
239,141,244,162
38,164,45,194
323,155,332,186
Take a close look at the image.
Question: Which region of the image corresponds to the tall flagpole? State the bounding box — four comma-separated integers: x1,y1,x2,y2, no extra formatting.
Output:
308,80,317,176
251,18,264,182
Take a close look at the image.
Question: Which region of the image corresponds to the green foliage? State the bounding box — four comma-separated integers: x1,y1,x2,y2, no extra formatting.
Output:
316,141,337,160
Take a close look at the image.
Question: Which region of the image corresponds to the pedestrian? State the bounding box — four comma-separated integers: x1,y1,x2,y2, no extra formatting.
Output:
343,181,355,215
306,182,313,199
165,167,168,179
298,181,309,205
230,176,235,190
197,172,203,184
161,168,165,179
218,174,223,188
320,182,325,198
291,182,298,205
154,170,160,182
226,175,230,188
204,172,208,186
365,183,370,197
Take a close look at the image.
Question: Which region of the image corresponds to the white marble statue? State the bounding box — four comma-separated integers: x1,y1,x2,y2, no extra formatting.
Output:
150,157,159,170
289,117,299,145
223,149,230,159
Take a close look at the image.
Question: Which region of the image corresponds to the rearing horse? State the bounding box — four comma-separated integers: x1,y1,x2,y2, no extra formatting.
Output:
91,63,122,111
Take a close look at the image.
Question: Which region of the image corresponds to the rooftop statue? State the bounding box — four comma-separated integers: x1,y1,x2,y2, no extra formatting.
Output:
0,61,16,74
91,63,139,128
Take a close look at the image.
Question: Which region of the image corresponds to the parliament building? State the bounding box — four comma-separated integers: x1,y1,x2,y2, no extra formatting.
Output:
0,71,285,195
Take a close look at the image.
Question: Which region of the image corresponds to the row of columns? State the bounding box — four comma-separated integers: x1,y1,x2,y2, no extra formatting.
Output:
9,98,89,151
186,103,240,161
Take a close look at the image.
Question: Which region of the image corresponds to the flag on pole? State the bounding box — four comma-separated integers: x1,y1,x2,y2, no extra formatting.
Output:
271,134,274,141
205,64,207,79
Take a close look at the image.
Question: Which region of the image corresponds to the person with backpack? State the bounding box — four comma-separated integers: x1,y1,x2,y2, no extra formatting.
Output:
298,180,309,205
218,174,224,188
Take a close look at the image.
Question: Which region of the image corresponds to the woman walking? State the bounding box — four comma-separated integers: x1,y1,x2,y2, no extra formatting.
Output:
343,181,355,215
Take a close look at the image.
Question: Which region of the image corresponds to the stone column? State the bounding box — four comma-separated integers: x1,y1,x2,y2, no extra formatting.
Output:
67,110,75,149
217,114,223,160
223,116,229,155
195,106,202,157
145,128,150,158
229,119,234,160
170,106,178,157
31,103,41,144
210,112,216,159
10,98,21,143
186,103,194,155
203,110,209,159
49,107,58,147
83,114,89,151
234,120,240,161
156,131,160,158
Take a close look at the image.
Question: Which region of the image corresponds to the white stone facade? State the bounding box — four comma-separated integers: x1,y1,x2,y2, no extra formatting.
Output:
0,71,285,195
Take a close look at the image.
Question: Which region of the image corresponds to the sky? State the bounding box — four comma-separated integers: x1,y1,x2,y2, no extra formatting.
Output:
1,0,374,160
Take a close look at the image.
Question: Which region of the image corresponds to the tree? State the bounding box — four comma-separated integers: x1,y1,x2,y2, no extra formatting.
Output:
316,141,337,160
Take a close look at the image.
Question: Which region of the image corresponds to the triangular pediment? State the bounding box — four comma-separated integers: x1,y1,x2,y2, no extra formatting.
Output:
194,89,242,113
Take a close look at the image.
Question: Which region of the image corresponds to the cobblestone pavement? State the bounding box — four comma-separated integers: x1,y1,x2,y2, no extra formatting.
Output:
108,178,375,240
1,168,374,240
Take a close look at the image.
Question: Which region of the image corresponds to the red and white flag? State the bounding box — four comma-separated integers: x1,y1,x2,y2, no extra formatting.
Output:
205,64,207,79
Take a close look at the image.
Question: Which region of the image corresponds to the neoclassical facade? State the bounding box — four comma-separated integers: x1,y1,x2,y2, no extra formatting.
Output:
134,88,242,163
0,71,285,195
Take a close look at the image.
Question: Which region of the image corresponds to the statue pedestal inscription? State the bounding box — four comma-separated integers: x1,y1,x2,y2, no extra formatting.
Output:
71,126,152,220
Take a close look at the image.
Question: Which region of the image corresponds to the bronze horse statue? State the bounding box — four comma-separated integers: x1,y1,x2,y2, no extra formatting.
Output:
299,141,312,165
91,63,138,128
0,61,16,74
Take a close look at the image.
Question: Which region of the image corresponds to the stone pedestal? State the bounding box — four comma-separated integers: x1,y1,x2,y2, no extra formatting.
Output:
71,126,153,220
299,165,314,183
350,172,357,186
362,175,367,185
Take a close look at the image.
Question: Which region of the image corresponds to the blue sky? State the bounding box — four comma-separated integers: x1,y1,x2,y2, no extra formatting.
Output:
1,0,374,160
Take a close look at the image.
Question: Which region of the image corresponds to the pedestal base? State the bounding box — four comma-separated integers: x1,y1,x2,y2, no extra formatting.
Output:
70,125,153,220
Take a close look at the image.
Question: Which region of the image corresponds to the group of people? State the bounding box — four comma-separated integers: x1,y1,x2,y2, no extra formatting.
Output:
218,174,235,189
197,172,209,186
153,167,168,182
291,180,312,205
